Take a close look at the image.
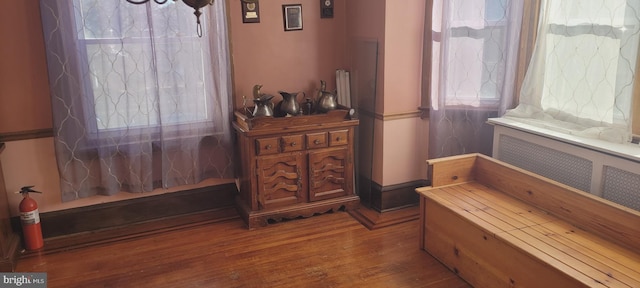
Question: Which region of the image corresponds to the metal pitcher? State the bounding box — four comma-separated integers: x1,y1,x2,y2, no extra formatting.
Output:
252,95,274,117
316,91,337,113
277,91,304,116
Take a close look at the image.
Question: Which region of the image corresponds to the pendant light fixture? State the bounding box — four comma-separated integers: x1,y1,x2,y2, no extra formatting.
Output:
125,0,214,37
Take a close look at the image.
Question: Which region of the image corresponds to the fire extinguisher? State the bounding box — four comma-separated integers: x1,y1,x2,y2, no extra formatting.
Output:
18,186,43,250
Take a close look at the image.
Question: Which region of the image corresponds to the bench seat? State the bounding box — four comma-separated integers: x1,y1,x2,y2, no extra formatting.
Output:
417,154,640,288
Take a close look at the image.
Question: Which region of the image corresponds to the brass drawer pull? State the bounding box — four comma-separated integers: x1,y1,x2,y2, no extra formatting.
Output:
314,139,321,145
291,142,297,147
265,144,272,150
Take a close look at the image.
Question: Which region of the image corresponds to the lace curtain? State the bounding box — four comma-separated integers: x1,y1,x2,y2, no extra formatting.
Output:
40,0,234,201
505,0,640,143
426,0,525,158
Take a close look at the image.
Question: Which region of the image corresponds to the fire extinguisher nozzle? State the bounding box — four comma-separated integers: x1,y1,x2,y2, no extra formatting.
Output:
18,185,42,195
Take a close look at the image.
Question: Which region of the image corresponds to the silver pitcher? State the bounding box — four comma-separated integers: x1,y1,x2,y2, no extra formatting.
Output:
277,91,304,116
252,95,274,117
316,91,337,113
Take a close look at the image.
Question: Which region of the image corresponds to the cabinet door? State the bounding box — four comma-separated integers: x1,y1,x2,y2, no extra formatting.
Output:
308,147,352,201
256,153,307,209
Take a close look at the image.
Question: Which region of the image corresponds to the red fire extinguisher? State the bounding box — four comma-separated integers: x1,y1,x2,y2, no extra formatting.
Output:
18,186,43,250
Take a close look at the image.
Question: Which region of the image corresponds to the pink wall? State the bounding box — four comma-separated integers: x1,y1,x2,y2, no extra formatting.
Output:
0,0,52,133
381,0,429,185
344,0,385,183
229,0,347,108
345,0,385,115
344,0,428,186
383,1,425,114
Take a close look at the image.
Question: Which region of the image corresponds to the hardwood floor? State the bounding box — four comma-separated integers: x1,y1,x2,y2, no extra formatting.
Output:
16,211,471,288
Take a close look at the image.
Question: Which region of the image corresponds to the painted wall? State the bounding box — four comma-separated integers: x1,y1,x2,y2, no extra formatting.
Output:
0,0,52,133
229,0,347,108
345,0,386,184
345,0,429,185
381,0,429,185
0,0,429,217
345,0,386,115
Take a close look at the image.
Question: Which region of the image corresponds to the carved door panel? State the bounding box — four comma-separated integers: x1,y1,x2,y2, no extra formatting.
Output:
256,153,307,209
308,147,351,201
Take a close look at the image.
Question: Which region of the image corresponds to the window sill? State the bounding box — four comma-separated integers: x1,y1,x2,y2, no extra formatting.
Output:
488,117,640,163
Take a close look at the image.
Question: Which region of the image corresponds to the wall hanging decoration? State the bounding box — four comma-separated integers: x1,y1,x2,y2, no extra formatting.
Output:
283,4,303,31
320,0,333,18
241,0,260,23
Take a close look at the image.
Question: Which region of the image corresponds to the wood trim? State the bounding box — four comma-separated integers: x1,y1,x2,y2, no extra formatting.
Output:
360,179,428,212
348,204,419,230
375,180,426,212
514,0,542,107
380,111,422,121
21,207,238,257
420,0,433,116
14,183,238,255
0,129,54,142
632,29,640,136
357,108,422,121
349,179,426,229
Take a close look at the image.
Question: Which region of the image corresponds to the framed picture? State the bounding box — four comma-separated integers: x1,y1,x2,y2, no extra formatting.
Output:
241,0,260,23
282,4,303,31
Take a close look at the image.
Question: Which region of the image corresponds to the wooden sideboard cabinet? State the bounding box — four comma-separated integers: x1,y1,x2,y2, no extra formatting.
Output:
233,109,360,228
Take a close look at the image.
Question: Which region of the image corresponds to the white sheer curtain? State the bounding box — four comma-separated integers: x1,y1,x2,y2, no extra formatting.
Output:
505,0,640,143
40,0,234,201
427,0,524,158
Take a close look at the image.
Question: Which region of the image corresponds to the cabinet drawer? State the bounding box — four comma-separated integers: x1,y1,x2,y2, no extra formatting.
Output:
329,130,349,146
256,137,279,155
281,134,304,152
306,132,328,149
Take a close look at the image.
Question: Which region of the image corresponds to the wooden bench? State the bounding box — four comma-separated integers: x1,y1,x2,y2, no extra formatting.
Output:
416,153,640,288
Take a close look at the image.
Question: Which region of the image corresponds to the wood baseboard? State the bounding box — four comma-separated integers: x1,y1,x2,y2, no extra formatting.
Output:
369,180,426,212
348,204,419,230
349,180,428,229
21,207,238,258
15,183,239,257
0,129,53,142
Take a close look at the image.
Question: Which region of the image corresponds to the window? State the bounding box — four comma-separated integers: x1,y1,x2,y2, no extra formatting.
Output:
425,0,640,143
430,0,514,109
507,0,640,143
73,0,214,132
40,0,234,200
538,0,637,128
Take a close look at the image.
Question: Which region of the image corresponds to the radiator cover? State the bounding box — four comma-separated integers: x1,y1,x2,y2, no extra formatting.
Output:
499,135,592,192
492,123,640,211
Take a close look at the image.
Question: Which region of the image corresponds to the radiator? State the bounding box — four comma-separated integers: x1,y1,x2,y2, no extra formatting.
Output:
491,119,640,212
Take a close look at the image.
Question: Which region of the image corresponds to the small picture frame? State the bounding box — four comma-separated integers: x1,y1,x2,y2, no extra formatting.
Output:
282,4,303,31
241,0,260,23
